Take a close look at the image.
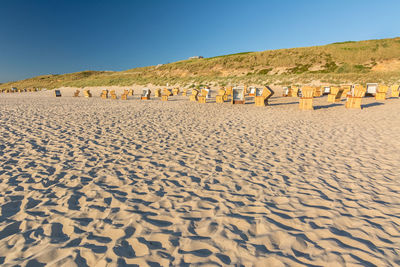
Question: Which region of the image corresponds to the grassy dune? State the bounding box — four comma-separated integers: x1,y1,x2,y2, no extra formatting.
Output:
3,37,400,89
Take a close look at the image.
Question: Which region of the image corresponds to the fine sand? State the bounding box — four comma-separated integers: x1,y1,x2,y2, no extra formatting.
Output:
0,87,399,266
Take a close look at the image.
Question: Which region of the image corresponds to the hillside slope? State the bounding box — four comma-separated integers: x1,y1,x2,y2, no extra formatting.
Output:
3,37,400,89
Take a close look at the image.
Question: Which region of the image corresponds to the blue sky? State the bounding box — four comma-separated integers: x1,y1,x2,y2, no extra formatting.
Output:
0,0,399,83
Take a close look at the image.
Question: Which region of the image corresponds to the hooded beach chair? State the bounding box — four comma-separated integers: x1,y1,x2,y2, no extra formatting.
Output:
74,90,80,97
197,89,209,103
255,86,274,106
216,88,226,103
345,85,365,109
172,88,180,95
299,86,314,110
182,88,188,96
189,89,199,102
110,90,117,99
155,89,161,97
322,86,331,95
101,90,108,99
282,86,290,97
365,83,378,96
84,90,92,98
54,90,62,97
391,84,399,98
231,86,245,104
141,88,151,100
128,89,134,96
163,88,172,96
375,85,388,100
121,90,129,100
327,86,344,103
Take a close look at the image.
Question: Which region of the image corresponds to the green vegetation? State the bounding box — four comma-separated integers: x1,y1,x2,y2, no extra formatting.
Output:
2,37,400,89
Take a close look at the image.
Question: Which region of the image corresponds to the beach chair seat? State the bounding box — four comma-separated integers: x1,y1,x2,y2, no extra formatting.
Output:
189,89,199,102
248,86,256,97
54,90,62,97
345,85,365,109
110,90,117,99
375,85,388,100
231,86,245,104
84,90,92,98
299,86,314,110
255,86,274,106
327,86,344,103
172,88,180,95
101,90,108,99
74,90,80,97
391,84,399,98
216,88,226,103
141,88,151,100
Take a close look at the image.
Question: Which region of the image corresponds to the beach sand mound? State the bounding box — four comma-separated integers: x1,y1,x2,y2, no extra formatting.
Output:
0,88,399,266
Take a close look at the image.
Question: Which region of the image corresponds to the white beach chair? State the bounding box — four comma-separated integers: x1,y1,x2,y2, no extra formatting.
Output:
366,83,378,96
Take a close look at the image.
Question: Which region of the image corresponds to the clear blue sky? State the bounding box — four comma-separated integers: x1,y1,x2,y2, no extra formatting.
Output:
0,0,399,83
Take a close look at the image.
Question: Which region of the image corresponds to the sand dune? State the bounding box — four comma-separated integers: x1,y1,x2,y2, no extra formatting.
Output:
0,88,399,266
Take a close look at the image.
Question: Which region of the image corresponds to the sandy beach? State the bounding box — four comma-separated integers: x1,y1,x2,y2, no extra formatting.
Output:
0,88,399,266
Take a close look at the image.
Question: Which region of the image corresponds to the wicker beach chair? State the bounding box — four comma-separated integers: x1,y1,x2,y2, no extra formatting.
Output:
163,88,172,96
189,89,199,102
84,90,92,98
322,86,331,95
255,86,274,106
345,85,365,109
74,90,80,97
101,90,108,99
327,86,344,103
299,86,314,110
313,86,322,97
231,86,245,104
197,89,208,104
390,84,400,98
375,85,388,100
128,89,134,96
141,88,151,100
110,90,117,99
121,90,128,100
216,88,226,103
172,88,179,96
54,90,62,97
365,83,378,96
155,89,161,97
182,88,189,96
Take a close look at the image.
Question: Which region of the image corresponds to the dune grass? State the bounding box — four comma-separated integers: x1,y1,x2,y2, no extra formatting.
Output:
2,37,400,89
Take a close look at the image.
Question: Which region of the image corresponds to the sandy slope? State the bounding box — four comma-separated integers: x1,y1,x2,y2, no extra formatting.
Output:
0,88,399,266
